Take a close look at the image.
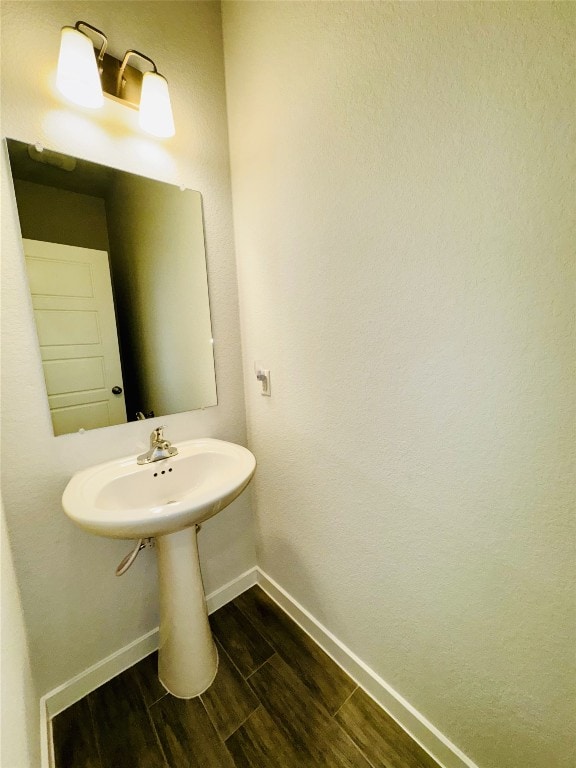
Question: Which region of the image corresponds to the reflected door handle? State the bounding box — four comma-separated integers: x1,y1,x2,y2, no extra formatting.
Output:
112,386,123,395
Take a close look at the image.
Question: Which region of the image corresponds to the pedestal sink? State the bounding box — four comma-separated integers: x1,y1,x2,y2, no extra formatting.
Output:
62,437,256,698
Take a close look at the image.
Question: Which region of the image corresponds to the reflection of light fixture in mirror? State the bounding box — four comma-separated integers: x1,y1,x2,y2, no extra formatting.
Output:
56,21,175,138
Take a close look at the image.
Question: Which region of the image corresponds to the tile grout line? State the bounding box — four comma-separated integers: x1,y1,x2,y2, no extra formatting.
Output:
198,692,232,752
327,686,381,768
147,691,168,709
224,703,266,743
220,704,268,767
212,631,263,685
200,635,264,743
136,660,168,711
331,684,359,718
132,669,172,768
211,600,276,678
245,652,279,681
144,703,171,768
339,723,379,768
225,596,286,681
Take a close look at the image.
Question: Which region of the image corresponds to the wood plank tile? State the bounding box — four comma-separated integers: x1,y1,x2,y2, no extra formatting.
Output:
211,600,274,678
52,698,101,768
150,694,235,768
200,638,260,740
335,687,441,768
225,705,304,768
87,668,167,768
234,586,356,715
130,652,167,707
245,654,371,767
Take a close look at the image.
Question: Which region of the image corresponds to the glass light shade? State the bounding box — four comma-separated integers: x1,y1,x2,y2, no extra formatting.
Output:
139,72,175,138
56,26,103,108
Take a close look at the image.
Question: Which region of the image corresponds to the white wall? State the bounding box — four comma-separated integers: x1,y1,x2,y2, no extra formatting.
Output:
1,0,254,698
223,3,576,768
0,506,40,768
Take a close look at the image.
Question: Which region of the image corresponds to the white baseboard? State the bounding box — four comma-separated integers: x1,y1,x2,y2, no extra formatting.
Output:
256,568,478,768
41,564,475,768
206,566,258,614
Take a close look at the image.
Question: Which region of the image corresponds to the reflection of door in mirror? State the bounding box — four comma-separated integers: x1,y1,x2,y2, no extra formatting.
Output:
23,239,127,435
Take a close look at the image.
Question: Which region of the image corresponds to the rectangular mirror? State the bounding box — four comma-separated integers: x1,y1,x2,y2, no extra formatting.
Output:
6,138,217,435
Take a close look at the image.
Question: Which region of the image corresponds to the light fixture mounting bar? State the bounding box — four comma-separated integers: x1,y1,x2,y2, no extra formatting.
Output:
97,49,159,109
98,52,149,109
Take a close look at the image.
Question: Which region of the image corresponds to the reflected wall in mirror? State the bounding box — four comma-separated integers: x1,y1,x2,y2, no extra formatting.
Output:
6,138,217,436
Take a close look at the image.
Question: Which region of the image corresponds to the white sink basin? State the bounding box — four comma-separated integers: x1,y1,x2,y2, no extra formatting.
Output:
62,438,256,539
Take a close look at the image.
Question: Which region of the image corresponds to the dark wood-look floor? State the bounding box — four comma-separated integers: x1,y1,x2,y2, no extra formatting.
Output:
52,586,441,768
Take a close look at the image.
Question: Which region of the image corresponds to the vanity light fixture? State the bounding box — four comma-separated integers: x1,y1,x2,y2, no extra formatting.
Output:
56,21,175,138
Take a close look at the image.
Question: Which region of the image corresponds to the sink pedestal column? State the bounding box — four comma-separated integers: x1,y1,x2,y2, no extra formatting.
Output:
156,526,218,698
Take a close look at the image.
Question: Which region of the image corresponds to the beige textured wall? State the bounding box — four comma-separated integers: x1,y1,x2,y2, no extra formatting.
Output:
0,505,39,768
1,1,254,696
223,3,576,767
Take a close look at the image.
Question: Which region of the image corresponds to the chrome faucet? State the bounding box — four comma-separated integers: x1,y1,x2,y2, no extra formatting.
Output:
137,426,178,465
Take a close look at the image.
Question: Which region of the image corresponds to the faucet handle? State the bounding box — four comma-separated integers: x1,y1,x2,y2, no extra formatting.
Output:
151,426,167,444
